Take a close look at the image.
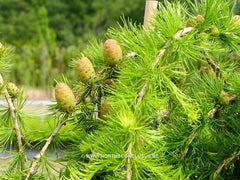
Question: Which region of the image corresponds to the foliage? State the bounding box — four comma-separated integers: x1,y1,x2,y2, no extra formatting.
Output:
61,0,240,179
0,0,240,180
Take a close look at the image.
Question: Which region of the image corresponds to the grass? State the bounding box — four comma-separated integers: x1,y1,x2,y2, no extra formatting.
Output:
23,114,81,147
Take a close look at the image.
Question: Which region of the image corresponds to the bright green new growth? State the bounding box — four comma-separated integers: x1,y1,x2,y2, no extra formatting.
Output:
218,90,229,105
99,100,112,119
55,82,76,113
63,0,240,179
1,0,239,179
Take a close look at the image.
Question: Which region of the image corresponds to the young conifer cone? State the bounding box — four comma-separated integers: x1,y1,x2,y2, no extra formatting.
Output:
104,39,122,66
0,79,3,87
99,100,112,119
6,82,20,98
218,90,229,105
186,18,196,27
209,25,220,36
77,57,95,83
0,79,3,94
55,83,76,113
196,15,205,24
230,15,240,28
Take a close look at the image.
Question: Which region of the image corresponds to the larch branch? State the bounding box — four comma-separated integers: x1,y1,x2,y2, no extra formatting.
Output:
214,151,240,180
0,74,24,154
208,95,237,117
25,114,69,180
136,27,194,107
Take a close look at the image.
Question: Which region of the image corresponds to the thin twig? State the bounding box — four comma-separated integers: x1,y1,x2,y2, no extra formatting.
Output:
225,32,239,39
136,41,170,107
0,74,24,155
229,94,237,101
174,27,194,40
126,52,136,58
25,114,69,180
184,127,198,155
214,151,240,180
126,148,132,180
208,95,237,117
136,80,150,107
207,107,219,118
152,40,172,69
204,51,220,77
126,135,132,180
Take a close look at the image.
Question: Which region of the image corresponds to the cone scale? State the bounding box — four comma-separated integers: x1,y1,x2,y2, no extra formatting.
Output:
77,57,95,83
55,83,76,113
6,82,20,98
104,39,122,66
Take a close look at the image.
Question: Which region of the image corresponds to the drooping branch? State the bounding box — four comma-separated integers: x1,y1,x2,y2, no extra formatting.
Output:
25,114,69,180
0,74,24,154
214,151,240,180
208,95,237,117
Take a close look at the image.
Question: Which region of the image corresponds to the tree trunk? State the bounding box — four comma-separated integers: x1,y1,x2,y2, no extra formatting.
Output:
143,0,158,28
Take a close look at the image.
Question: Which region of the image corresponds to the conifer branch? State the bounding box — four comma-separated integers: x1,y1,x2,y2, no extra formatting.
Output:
208,95,237,117
126,136,132,180
0,74,24,155
152,40,172,69
187,128,198,147
126,148,132,180
126,52,136,58
25,114,69,180
204,51,220,77
174,27,194,40
184,127,198,155
136,80,150,107
136,27,194,106
214,151,240,180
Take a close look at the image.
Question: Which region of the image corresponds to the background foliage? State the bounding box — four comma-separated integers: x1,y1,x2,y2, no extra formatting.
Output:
1,0,239,89
0,0,146,88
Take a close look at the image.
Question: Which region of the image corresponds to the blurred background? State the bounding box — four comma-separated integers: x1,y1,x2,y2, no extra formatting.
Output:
0,0,239,99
